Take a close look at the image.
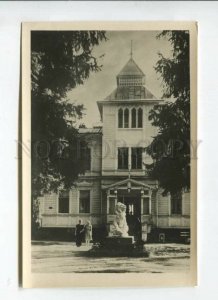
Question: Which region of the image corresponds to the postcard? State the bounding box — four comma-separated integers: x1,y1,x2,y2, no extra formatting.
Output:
21,21,197,287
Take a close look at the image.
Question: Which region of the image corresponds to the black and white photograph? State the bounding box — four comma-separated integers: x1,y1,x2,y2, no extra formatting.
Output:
22,22,197,287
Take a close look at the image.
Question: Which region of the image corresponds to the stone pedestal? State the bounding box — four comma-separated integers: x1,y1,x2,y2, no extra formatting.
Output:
101,236,135,255
104,236,134,246
88,236,149,257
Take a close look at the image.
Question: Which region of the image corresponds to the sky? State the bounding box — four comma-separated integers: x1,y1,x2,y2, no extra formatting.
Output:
68,31,172,128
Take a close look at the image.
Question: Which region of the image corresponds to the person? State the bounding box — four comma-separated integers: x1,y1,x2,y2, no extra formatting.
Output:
126,211,134,236
134,216,142,242
84,220,92,247
75,219,84,247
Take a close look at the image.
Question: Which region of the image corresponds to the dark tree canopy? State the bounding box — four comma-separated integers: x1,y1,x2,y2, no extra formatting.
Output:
146,31,190,196
31,31,107,199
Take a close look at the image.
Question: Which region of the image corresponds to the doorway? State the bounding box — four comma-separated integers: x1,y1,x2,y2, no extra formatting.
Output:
118,191,141,240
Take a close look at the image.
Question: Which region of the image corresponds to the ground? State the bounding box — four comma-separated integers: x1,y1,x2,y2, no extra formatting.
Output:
32,241,190,273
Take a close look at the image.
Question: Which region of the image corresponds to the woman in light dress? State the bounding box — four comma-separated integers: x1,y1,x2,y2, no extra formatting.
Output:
84,220,92,247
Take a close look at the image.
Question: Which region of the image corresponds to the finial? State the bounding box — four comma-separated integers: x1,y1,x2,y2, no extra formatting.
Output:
130,40,133,59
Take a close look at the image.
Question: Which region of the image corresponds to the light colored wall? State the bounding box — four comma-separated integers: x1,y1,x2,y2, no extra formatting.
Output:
70,189,78,214
39,193,58,215
182,192,190,215
102,103,158,175
156,189,190,217
40,179,102,227
153,189,190,228
84,133,102,174
102,105,117,171
157,189,170,216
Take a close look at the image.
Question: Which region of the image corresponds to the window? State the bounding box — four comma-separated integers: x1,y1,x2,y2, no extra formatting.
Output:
124,108,129,128
134,87,141,99
79,190,90,213
80,142,91,171
131,148,142,169
118,148,128,169
118,107,143,129
138,108,143,128
143,197,150,215
118,108,123,128
131,108,136,128
58,191,69,213
171,191,182,215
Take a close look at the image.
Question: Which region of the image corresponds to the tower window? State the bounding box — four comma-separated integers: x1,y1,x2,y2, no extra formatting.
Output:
118,108,123,128
118,148,128,169
124,108,129,128
131,108,136,128
138,108,143,128
131,147,142,169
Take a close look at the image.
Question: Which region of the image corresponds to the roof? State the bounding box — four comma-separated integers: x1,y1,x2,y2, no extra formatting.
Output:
104,85,157,101
78,127,102,134
102,178,156,190
117,58,145,77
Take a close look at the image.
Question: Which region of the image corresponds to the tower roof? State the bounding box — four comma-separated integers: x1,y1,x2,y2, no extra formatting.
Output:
117,58,145,77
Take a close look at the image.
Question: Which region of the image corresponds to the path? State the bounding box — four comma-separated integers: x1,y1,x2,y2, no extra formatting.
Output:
32,241,190,273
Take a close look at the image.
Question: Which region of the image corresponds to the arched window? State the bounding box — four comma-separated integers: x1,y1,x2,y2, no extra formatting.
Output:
118,108,123,128
131,108,136,128
138,108,143,128
124,108,129,128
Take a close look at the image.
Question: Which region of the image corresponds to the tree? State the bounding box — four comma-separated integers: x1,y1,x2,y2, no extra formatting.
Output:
146,31,190,196
31,31,107,233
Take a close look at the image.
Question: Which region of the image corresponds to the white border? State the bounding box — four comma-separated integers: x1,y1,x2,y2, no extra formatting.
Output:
22,20,197,288
0,0,217,298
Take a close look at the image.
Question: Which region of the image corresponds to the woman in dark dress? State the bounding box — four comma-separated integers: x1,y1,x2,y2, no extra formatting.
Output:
75,220,84,247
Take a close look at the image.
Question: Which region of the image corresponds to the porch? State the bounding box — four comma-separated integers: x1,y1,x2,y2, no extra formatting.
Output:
102,178,156,241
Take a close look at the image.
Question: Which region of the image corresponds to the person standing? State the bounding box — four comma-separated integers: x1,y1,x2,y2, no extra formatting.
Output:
75,219,84,247
84,220,92,247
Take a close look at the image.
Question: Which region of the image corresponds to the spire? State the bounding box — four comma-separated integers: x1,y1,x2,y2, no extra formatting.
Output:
117,58,145,77
130,40,133,59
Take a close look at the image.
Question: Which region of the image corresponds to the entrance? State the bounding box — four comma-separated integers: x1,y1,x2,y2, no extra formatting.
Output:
118,192,141,240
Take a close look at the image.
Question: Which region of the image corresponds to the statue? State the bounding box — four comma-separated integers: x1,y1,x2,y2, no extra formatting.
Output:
112,202,129,237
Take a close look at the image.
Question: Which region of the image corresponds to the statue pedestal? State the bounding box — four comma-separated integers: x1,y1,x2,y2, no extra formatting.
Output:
104,236,134,247
88,236,149,257
100,236,135,256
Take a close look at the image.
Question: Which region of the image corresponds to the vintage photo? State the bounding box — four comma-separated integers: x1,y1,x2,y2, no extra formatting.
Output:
22,22,197,287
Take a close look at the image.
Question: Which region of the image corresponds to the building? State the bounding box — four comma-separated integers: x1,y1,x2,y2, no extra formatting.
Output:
38,55,190,243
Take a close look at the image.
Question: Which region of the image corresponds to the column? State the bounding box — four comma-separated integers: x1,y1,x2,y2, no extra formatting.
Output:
106,190,110,214
128,148,132,170
141,195,144,216
149,190,152,215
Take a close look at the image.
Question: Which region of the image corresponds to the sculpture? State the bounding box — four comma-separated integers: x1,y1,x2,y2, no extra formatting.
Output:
112,202,129,237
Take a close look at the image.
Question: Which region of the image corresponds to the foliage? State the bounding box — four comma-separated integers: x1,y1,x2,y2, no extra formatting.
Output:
146,31,190,195
31,31,106,196
31,31,106,197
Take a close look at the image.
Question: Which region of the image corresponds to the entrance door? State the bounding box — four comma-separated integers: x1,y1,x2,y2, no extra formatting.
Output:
118,194,141,240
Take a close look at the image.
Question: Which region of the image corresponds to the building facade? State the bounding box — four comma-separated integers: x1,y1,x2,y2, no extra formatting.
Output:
38,57,190,242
